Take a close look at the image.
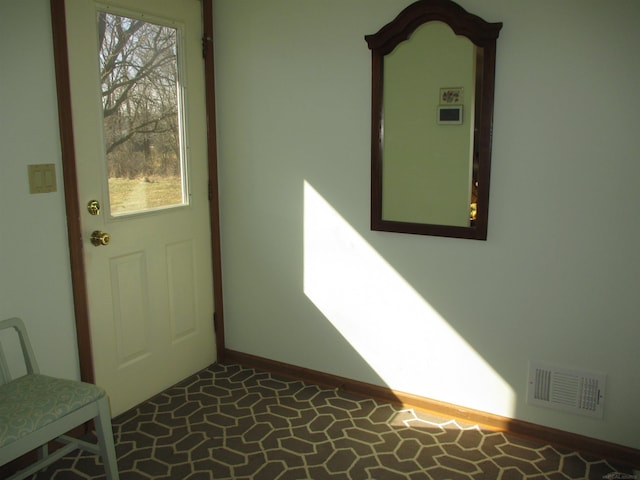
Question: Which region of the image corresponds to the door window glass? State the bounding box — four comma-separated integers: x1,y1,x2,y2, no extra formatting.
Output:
98,12,186,215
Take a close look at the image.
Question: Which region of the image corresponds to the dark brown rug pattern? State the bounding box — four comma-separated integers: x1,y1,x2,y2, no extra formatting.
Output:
30,363,634,479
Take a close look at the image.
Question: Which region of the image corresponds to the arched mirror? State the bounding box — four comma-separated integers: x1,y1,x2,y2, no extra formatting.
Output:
366,0,502,239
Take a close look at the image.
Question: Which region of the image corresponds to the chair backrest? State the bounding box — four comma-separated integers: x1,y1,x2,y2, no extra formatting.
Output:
0,317,40,385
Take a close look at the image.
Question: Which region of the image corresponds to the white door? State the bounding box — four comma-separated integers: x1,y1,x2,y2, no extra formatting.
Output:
65,0,216,415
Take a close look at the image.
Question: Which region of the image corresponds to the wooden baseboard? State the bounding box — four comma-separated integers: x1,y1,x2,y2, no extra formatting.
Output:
225,349,640,468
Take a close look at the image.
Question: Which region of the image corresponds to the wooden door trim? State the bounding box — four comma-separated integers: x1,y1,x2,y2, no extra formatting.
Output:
202,0,226,362
50,0,95,384
49,0,225,384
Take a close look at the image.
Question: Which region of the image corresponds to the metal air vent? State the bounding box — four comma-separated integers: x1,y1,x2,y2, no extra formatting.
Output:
527,362,606,418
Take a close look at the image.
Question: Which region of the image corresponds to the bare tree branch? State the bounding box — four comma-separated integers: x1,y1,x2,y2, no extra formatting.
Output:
98,12,180,178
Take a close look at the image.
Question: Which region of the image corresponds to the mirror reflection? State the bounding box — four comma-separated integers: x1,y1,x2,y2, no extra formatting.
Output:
366,0,502,240
382,21,476,227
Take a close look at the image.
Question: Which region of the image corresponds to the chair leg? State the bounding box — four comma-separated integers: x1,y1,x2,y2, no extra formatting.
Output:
94,397,120,480
37,444,48,461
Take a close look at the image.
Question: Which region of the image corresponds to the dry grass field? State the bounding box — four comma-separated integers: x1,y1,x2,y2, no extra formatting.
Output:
108,176,183,214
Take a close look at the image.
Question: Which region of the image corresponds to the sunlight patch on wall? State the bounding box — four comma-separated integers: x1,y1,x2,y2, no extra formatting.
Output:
303,181,514,415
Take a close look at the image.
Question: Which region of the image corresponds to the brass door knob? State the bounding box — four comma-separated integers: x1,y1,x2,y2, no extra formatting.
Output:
90,230,111,247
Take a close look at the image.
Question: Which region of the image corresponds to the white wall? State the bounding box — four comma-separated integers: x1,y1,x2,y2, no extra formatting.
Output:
214,0,640,449
0,0,80,379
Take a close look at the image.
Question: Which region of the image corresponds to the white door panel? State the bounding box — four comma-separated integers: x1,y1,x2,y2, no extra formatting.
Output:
65,0,216,415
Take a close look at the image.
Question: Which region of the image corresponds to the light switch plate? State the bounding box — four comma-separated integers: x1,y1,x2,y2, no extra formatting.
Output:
28,164,57,194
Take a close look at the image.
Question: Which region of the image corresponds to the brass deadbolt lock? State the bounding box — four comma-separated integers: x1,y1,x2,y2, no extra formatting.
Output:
87,200,101,216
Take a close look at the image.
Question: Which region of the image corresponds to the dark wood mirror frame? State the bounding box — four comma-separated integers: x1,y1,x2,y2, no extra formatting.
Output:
366,0,502,240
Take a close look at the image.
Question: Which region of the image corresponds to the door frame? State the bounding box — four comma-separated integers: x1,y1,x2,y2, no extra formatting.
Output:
50,0,225,385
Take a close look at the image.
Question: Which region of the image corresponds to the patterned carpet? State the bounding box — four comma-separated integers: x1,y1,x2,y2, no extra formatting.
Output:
29,363,634,479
